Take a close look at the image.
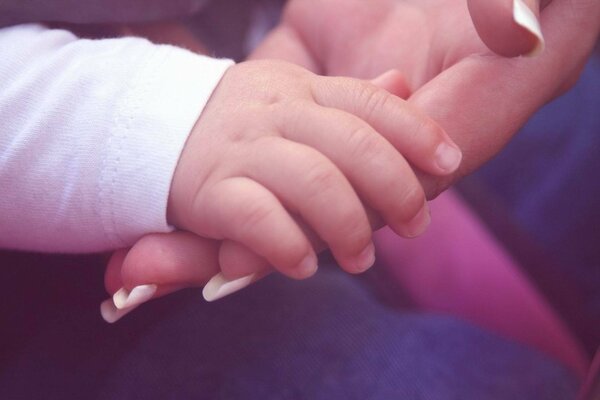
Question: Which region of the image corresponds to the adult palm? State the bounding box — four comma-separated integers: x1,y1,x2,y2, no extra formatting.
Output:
254,0,600,197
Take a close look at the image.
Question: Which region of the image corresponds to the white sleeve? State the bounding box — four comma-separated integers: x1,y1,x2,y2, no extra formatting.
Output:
0,24,233,253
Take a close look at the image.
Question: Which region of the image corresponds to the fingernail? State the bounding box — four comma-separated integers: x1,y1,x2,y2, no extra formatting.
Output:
354,242,376,273
513,0,545,56
112,284,157,310
203,270,269,302
435,142,462,172
405,203,431,238
100,299,137,324
296,254,318,277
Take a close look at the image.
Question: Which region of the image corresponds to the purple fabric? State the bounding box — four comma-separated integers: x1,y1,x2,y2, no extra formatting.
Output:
465,50,600,354
0,252,578,399
0,0,207,25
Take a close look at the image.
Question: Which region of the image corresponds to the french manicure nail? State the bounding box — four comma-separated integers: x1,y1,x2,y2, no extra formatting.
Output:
435,142,462,172
100,299,137,324
203,270,269,302
112,284,157,310
513,0,545,56
405,203,431,238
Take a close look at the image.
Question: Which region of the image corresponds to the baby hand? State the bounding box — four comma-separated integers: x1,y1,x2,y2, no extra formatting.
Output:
100,68,461,321
168,60,462,279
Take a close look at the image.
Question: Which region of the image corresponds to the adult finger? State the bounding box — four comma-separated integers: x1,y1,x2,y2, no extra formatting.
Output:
249,24,322,73
101,231,221,322
202,241,272,302
117,232,221,290
413,0,600,198
467,0,545,57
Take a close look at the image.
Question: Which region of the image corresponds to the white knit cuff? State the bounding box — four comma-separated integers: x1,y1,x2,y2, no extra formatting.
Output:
100,45,233,247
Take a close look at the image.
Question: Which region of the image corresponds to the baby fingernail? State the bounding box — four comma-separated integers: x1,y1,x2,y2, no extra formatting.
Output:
113,284,157,310
354,242,376,273
435,142,462,172
100,299,137,324
203,271,268,302
405,203,431,238
513,0,545,56
296,254,318,277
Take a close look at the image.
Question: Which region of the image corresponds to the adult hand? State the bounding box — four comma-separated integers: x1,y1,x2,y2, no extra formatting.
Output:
253,0,599,196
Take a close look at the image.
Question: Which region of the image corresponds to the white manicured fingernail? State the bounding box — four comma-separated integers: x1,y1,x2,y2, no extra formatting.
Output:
203,271,268,302
100,299,137,324
112,284,157,310
513,0,545,56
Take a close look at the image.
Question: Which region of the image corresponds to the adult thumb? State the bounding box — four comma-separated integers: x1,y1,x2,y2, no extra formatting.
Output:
467,0,545,57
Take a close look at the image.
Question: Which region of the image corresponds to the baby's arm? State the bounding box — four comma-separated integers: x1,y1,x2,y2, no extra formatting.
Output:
0,23,232,252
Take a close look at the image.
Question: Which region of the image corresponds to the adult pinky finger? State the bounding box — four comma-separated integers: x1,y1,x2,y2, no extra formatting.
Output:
195,177,318,280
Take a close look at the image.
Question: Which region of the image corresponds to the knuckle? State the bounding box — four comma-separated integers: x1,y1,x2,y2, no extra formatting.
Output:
277,99,308,134
346,123,381,159
360,85,390,120
237,198,277,237
303,159,341,197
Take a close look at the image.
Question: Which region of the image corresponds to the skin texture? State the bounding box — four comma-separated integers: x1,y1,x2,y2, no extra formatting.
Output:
103,0,599,319
104,70,417,303
166,60,458,279
254,0,599,197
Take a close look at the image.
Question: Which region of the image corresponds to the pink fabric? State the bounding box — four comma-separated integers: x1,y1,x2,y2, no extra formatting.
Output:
374,189,589,377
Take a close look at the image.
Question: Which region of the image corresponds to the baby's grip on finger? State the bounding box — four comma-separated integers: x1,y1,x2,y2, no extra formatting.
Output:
311,76,463,177
219,240,271,280
276,102,430,238
197,177,318,280
240,138,376,274
117,232,221,289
